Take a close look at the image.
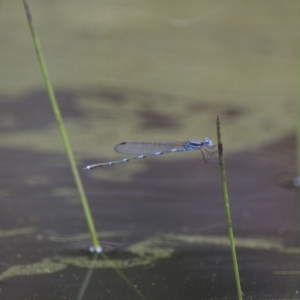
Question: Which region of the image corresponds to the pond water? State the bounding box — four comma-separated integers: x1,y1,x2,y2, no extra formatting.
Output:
1,93,299,299
1,1,299,299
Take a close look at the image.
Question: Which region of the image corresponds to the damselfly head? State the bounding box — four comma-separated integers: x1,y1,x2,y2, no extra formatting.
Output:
203,137,213,147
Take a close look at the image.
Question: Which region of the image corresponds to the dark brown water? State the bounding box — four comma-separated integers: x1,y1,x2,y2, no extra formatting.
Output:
0,88,300,299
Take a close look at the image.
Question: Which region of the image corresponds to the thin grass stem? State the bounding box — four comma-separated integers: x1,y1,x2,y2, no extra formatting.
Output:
297,40,300,176
22,0,100,250
217,115,243,300
22,4,147,299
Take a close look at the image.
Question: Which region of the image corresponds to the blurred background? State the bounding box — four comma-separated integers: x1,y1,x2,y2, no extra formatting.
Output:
0,1,299,299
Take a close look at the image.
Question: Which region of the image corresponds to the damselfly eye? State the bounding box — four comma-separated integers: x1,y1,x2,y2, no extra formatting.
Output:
203,138,212,146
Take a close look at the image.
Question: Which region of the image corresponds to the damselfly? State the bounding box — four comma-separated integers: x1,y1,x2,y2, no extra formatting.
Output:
84,137,214,170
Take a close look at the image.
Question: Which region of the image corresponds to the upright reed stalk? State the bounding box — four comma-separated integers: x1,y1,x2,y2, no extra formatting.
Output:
217,115,243,300
22,0,100,251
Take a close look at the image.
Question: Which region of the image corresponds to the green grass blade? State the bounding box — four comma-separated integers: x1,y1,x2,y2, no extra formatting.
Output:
22,0,100,251
217,115,243,300
297,39,300,175
22,3,147,298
